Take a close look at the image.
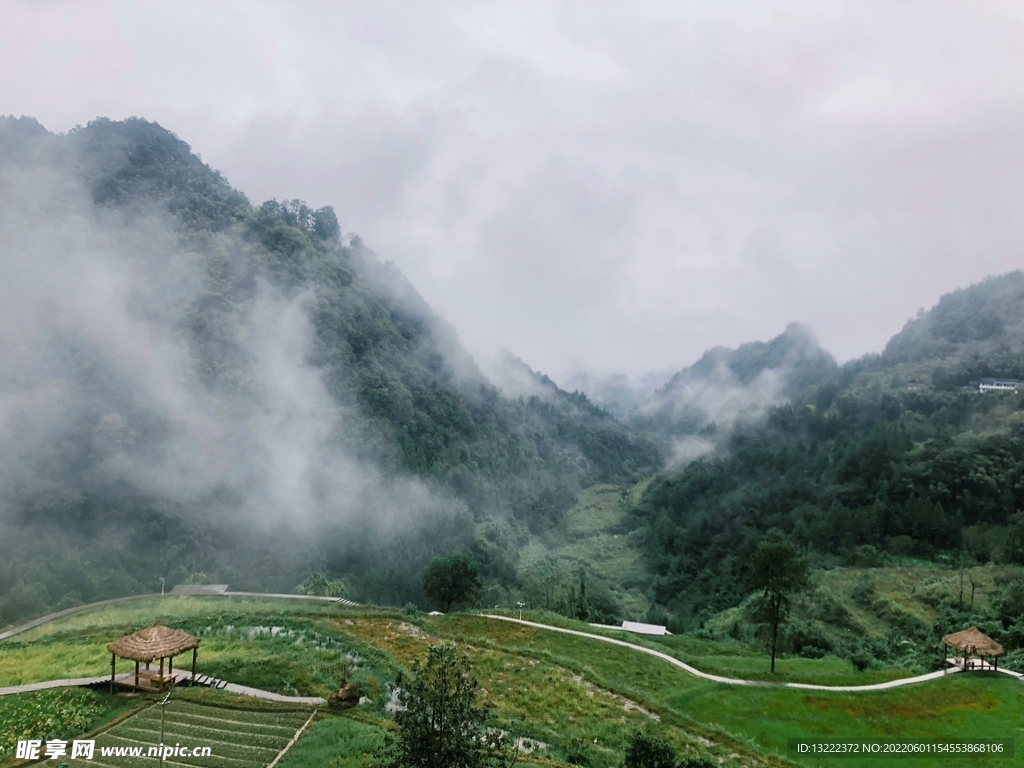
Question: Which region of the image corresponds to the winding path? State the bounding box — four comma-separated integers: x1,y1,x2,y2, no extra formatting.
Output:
481,614,1024,692
2,594,1020,698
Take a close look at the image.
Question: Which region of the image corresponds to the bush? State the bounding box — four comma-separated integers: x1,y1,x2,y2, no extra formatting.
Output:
850,645,873,672
624,732,676,768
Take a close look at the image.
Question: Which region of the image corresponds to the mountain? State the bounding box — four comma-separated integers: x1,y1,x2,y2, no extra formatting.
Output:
626,323,837,465
878,271,1024,385
0,116,660,623
628,272,1024,627
559,370,672,419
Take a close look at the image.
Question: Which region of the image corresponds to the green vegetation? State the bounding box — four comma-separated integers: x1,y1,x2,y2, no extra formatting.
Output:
91,698,311,767
0,115,661,627
0,599,399,700
421,554,481,614
294,573,349,598
0,688,133,761
7,597,1024,767
511,484,653,625
749,537,810,672
277,716,383,768
631,273,1024,653
377,643,518,768
5,113,1024,765
625,731,714,768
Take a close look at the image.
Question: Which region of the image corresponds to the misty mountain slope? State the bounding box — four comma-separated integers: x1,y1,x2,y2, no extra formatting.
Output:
876,270,1024,383
627,322,837,464
627,272,1024,628
0,116,660,623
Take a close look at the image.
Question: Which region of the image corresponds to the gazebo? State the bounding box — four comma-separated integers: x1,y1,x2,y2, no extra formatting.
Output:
942,626,1004,672
107,625,200,693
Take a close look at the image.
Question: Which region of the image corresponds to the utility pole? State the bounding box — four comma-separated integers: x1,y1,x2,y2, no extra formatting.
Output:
160,578,165,596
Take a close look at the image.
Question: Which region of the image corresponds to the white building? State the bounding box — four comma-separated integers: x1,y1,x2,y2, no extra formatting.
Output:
977,378,1020,393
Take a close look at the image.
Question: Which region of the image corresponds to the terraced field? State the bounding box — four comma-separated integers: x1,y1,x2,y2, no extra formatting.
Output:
89,700,312,767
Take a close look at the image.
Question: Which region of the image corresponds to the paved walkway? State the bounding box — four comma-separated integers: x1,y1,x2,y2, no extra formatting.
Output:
0,591,359,643
0,677,107,697
0,671,324,705
481,614,991,692
0,594,161,642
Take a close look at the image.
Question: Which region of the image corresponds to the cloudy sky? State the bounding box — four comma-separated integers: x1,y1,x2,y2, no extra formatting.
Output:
3,1,1023,383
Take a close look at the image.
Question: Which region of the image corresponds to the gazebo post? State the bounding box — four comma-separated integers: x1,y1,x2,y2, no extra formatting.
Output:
135,660,139,688
191,647,197,687
169,655,173,687
110,653,115,694
159,656,164,686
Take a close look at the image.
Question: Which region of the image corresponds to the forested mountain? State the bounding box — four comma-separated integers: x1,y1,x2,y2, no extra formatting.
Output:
631,272,1024,626
4,114,1023,650
0,116,659,624
626,323,837,464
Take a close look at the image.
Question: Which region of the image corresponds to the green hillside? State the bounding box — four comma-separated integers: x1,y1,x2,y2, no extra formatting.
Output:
627,271,1024,675
2,597,1023,768
0,116,660,623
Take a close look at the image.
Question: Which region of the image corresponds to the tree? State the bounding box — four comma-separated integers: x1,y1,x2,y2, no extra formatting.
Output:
422,553,481,613
378,644,517,768
574,570,590,622
293,572,348,598
749,535,809,673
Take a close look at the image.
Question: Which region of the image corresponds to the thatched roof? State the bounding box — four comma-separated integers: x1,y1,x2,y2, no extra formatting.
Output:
107,625,199,662
941,626,1004,656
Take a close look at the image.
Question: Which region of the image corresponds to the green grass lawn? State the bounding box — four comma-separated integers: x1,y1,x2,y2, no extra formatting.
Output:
675,672,1023,768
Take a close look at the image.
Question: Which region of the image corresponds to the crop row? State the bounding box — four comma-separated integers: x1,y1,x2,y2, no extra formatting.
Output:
116,720,291,751
167,699,311,724
132,709,301,738
103,723,283,757
158,704,308,730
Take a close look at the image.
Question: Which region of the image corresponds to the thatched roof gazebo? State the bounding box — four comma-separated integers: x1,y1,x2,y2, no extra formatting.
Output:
942,626,1004,671
107,624,199,692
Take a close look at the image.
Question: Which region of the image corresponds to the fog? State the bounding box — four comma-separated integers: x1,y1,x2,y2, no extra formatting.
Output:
4,2,1021,384
0,125,467,594
628,323,836,467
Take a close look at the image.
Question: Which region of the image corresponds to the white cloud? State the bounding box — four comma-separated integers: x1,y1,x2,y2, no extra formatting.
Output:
3,0,1023,382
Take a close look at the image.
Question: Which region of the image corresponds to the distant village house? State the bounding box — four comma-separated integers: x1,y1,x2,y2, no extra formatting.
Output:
967,378,1020,393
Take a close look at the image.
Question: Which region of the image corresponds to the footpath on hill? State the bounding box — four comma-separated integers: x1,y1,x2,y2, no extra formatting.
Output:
480,614,1024,691
2,594,1022,696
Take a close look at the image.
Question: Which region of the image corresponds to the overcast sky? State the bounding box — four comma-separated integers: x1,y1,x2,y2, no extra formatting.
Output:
3,1,1023,383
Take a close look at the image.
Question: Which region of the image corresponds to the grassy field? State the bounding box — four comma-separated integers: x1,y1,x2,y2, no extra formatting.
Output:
276,715,384,768
3,596,1023,767
0,598,399,699
516,483,654,620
